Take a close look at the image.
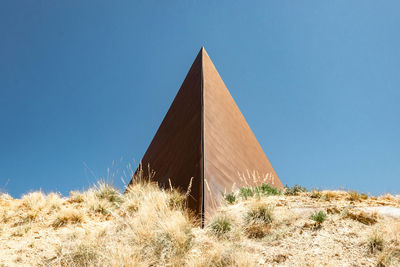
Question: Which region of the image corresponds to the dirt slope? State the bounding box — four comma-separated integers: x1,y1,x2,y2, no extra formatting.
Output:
0,183,399,266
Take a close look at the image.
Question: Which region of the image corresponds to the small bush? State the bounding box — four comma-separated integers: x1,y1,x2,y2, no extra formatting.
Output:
284,184,307,196
246,204,273,224
224,193,236,204
239,183,281,200
15,210,40,226
68,191,84,203
92,201,112,215
21,191,46,210
96,184,123,205
322,191,336,201
310,211,327,224
310,190,322,199
52,209,83,228
208,215,232,236
244,202,273,238
360,193,368,200
168,190,186,209
255,183,281,196
347,191,361,201
239,187,254,200
369,233,384,253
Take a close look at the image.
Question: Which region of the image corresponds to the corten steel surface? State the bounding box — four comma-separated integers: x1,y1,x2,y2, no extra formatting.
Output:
202,49,283,218
127,47,283,220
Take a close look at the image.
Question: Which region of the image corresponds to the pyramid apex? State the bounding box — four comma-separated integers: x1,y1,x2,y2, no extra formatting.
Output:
200,46,207,54
199,46,211,64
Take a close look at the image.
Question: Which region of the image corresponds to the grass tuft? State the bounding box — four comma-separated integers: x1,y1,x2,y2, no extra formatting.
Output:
255,183,281,196
284,184,307,196
239,187,254,200
239,183,281,200
347,191,361,202
208,214,233,236
310,211,327,224
52,208,84,228
322,191,336,201
68,191,84,203
368,232,385,253
309,190,322,199
168,190,186,210
224,192,236,204
95,183,123,205
244,202,273,238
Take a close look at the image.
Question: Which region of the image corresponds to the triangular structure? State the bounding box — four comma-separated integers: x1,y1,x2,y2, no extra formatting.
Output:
128,47,283,220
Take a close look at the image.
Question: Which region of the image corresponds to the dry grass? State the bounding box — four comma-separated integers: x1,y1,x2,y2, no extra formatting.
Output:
52,208,84,228
343,209,378,225
244,201,274,238
0,180,399,266
208,214,233,237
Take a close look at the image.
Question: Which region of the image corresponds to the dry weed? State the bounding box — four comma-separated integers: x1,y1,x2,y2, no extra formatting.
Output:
369,231,385,253
68,191,84,203
208,214,233,237
309,190,322,199
347,191,361,202
244,200,273,238
52,208,84,228
344,209,378,225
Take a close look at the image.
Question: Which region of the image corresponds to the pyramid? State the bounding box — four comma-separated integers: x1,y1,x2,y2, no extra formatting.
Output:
127,47,283,220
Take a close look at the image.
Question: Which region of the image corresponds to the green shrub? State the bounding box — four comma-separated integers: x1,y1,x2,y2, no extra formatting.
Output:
310,211,327,224
224,193,236,204
239,187,254,200
255,183,281,196
284,184,307,196
239,183,281,200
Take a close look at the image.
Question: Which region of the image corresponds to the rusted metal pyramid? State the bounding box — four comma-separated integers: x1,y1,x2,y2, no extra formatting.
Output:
128,47,283,219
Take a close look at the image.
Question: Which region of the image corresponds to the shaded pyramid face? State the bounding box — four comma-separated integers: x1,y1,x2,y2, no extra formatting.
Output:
128,48,283,219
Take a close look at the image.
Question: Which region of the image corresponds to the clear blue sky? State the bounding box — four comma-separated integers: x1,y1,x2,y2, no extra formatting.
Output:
1,1,399,197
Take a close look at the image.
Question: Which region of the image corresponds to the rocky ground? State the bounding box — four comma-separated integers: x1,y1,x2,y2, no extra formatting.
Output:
0,182,399,266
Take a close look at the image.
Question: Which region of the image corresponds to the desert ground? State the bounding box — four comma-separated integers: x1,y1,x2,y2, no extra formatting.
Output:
0,180,399,266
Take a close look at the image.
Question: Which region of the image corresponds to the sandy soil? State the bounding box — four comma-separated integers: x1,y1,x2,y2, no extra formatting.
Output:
0,189,399,266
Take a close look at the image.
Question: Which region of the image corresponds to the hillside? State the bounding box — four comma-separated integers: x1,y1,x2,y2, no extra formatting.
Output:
0,180,399,267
